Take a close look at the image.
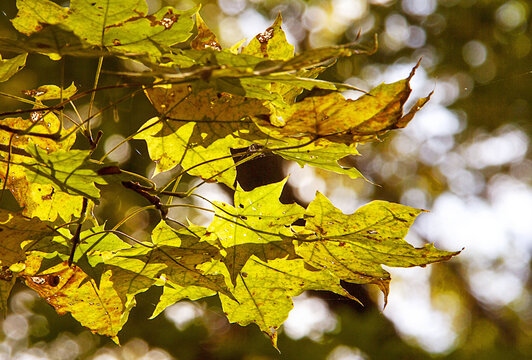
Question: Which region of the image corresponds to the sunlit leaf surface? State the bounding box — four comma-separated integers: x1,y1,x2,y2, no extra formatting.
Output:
0,0,461,347
0,53,27,82
296,192,461,303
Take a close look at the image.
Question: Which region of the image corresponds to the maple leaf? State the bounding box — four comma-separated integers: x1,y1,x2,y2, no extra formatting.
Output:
273,139,365,180
296,192,461,304
217,257,356,348
23,82,77,101
241,14,294,61
0,209,54,280
137,84,268,185
0,54,27,82
22,256,131,343
10,0,199,63
208,178,305,247
107,221,234,309
254,64,430,144
0,111,81,221
220,238,297,286
150,280,216,319
26,224,131,285
21,144,117,203
191,13,221,51
0,1,462,348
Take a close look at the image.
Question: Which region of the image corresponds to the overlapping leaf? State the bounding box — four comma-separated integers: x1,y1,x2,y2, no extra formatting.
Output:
106,221,233,310
208,179,304,247
254,64,430,144
219,238,297,286
21,144,117,203
295,192,461,303
22,256,131,342
0,54,27,82
10,0,199,63
272,139,364,180
26,224,131,284
150,280,216,319
0,209,53,267
0,107,81,221
217,257,356,348
137,84,268,185
0,1,462,349
0,209,56,315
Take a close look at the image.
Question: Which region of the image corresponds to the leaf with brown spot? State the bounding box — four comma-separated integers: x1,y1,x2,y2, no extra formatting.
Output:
191,14,221,51
22,256,131,342
253,64,430,144
242,13,294,61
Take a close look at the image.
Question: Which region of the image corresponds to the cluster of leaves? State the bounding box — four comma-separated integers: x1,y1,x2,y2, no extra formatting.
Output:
0,0,459,348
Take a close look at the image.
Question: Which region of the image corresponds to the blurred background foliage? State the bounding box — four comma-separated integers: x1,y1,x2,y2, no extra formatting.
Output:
0,0,531,359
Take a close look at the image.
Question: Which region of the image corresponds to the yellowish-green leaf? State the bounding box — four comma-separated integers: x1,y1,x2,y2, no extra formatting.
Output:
106,253,165,310
218,257,355,348
138,85,268,185
11,0,67,35
297,192,461,303
0,53,27,82
21,144,114,202
0,209,54,267
23,82,77,100
135,117,242,186
0,113,80,221
101,5,198,62
11,0,198,63
150,280,216,319
221,238,297,286
273,139,364,180
22,256,131,342
242,13,294,61
108,221,233,300
208,179,305,247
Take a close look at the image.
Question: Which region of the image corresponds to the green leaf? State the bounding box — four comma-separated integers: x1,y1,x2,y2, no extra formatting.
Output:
21,144,115,202
296,192,461,303
207,179,305,247
11,0,198,63
218,257,356,348
108,221,233,302
0,54,27,82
